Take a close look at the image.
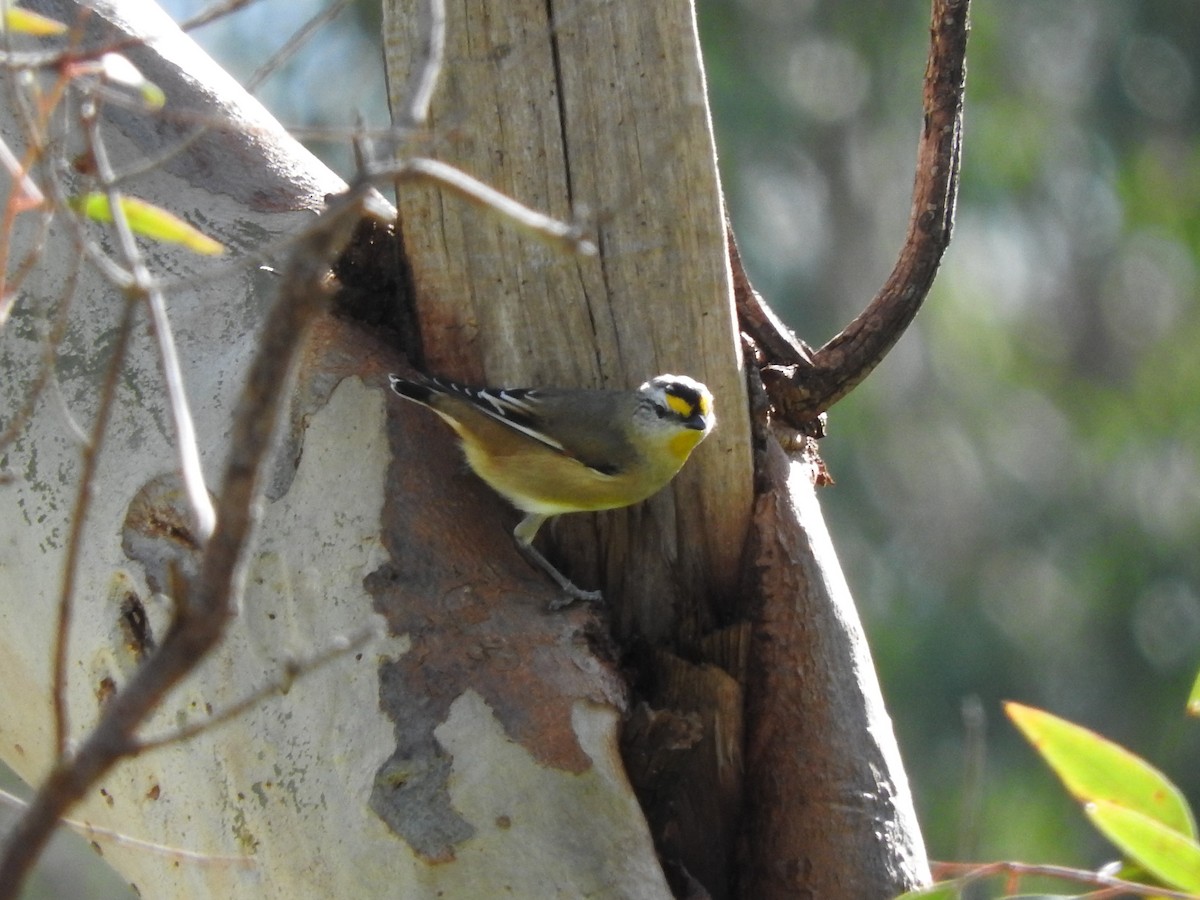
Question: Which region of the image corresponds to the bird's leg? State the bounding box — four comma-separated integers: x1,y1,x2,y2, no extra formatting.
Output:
513,513,602,609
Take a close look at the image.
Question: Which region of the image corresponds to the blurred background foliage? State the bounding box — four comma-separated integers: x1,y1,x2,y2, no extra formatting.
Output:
8,0,1199,894
698,0,1200,872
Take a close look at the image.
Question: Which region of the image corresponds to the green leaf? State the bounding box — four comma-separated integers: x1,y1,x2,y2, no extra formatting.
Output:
2,7,68,36
1005,702,1196,840
72,193,225,256
1086,799,1200,892
1188,667,1200,718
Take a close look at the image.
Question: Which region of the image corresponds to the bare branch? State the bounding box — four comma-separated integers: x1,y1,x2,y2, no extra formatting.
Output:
392,0,445,130
132,625,380,753
51,295,139,758
0,271,70,451
0,208,54,329
739,0,969,427
245,0,352,92
0,45,55,328
177,0,267,34
368,156,596,255
931,859,1200,899
728,227,815,372
146,284,216,534
0,134,43,207
0,790,255,870
81,93,217,540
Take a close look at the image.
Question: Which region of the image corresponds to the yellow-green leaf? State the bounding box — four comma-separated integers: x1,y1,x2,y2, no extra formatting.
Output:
1005,702,1196,840
1188,667,1200,717
72,194,225,255
97,52,166,110
1087,799,1200,892
2,7,68,36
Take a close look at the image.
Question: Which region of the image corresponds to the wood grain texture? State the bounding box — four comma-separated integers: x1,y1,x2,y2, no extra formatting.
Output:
382,0,752,640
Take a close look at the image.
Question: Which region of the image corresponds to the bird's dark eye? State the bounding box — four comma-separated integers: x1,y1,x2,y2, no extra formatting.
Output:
654,404,672,419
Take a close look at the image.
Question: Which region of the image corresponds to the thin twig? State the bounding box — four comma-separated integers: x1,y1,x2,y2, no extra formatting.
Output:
394,0,446,129
738,0,969,427
83,96,217,541
0,790,255,870
0,206,54,313
931,859,1200,899
0,42,53,328
133,625,380,752
40,73,150,745
26,89,139,292
246,0,352,92
370,156,596,255
49,362,91,446
0,134,43,206
144,283,217,537
177,0,265,34
50,295,138,757
0,195,53,333
0,236,81,454
107,120,212,187
0,47,65,69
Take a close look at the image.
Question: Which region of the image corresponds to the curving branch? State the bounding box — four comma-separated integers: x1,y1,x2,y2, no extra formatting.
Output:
737,0,969,428
735,1,970,896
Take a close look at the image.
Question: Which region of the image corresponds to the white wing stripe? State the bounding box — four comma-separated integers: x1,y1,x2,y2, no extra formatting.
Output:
446,385,566,453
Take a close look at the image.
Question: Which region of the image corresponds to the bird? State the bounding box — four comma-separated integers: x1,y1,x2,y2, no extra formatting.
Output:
388,372,716,608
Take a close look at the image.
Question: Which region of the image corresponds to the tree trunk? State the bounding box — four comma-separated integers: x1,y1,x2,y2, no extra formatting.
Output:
0,0,929,896
382,0,754,641
381,0,929,896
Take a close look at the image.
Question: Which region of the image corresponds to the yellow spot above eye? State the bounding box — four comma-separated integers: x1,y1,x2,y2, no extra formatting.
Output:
666,393,694,417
